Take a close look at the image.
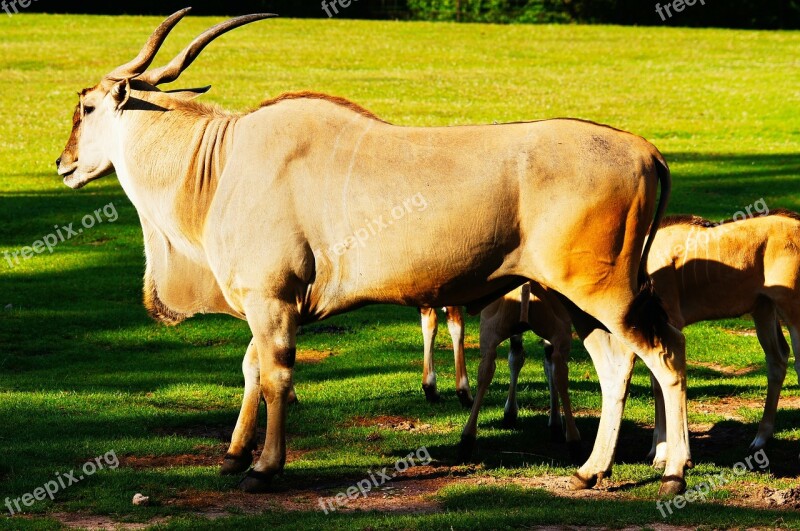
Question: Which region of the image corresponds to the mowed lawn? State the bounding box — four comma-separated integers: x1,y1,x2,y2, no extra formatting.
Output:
1,13,800,529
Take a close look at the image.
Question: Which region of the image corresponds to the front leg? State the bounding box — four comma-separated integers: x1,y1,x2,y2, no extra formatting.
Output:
222,338,261,475
238,298,298,493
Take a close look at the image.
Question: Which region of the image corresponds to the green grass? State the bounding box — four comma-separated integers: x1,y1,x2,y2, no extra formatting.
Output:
1,13,800,530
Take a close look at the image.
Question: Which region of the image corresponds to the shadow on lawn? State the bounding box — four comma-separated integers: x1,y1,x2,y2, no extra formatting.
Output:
665,152,800,216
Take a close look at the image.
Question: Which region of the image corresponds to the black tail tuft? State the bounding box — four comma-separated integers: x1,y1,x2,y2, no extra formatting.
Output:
625,279,669,347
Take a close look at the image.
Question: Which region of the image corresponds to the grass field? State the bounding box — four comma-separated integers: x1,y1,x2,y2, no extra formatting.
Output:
1,13,800,530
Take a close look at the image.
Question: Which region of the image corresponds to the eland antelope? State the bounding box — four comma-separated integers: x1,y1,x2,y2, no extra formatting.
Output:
480,283,582,459
500,211,800,468
419,306,474,407
648,211,800,464
56,9,689,494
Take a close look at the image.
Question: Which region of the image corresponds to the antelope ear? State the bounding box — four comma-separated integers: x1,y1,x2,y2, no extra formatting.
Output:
110,79,131,110
165,85,211,100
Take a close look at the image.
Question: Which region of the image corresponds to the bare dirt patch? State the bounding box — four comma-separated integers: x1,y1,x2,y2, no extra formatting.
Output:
51,512,168,530
724,328,758,338
45,464,798,529
690,395,800,421
689,360,762,376
436,340,480,350
121,450,219,469
295,349,335,364
345,414,433,433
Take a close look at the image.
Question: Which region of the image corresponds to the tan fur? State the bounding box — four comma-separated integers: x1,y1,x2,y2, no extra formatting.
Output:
57,11,690,494
498,211,800,460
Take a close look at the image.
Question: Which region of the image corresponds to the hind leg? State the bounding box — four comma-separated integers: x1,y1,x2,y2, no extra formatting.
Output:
504,334,526,429
459,317,504,461
420,307,441,403
618,322,689,495
790,325,800,386
648,372,667,469
446,306,473,407
751,299,790,450
560,289,689,495
543,341,565,442
549,334,581,459
567,310,636,490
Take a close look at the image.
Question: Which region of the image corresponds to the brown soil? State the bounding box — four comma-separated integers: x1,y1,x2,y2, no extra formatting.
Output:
345,414,433,433
46,395,800,529
690,395,800,420
724,328,758,337
688,359,762,376
295,349,335,364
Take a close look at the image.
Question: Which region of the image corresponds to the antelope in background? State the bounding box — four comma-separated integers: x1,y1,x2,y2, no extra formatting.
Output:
498,211,800,467
419,307,474,407
57,9,690,494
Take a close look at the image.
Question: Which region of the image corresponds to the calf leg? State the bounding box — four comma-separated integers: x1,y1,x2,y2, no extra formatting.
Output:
550,336,581,459
222,338,261,475
420,307,442,403
238,298,298,493
751,300,790,450
458,326,501,461
648,373,667,469
446,306,473,407
789,325,800,385
503,334,526,429
543,341,565,442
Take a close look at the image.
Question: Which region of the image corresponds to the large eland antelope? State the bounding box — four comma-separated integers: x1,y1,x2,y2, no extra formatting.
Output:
499,211,800,467
56,9,689,494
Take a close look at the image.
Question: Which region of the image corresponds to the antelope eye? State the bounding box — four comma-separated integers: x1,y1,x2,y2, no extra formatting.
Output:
84,106,95,115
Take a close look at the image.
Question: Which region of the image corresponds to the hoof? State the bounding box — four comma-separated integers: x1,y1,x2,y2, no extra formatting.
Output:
220,452,253,476
567,440,583,464
568,472,599,491
456,389,474,408
550,422,566,443
659,476,687,496
238,469,274,493
423,385,443,404
458,433,476,463
501,410,518,430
